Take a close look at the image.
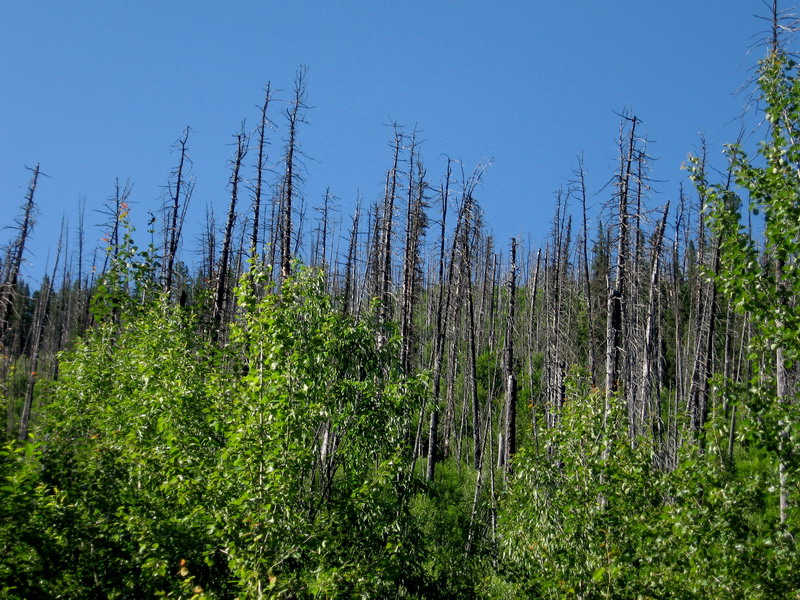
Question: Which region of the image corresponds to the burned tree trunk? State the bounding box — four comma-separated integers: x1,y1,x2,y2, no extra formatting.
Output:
251,83,273,264
378,128,403,336
575,159,598,384
1,165,39,347
18,228,61,441
281,69,307,283
163,128,192,296
214,132,248,335
400,139,427,373
341,202,361,316
502,238,518,470
640,203,669,455
604,115,638,432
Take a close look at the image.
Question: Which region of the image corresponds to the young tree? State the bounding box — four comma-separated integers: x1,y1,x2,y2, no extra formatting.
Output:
690,4,800,525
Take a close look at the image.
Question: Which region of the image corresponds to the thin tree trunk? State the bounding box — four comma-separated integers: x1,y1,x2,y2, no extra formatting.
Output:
1,165,39,346
251,84,273,265
281,69,307,283
503,238,518,471
18,229,61,441
214,132,248,335
163,128,191,294
427,163,451,481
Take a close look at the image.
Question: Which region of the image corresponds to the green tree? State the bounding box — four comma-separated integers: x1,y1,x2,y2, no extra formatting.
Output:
690,40,800,531
211,266,427,597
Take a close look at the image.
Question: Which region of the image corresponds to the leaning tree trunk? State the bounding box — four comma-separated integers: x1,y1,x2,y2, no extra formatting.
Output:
1,164,39,347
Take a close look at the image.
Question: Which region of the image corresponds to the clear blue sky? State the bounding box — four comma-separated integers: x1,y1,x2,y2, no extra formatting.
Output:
1,1,766,283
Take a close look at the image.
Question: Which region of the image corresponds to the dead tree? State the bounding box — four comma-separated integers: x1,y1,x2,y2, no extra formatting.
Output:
341,202,361,316
426,161,452,481
201,204,217,291
545,192,570,427
163,128,193,295
502,238,518,470
574,158,598,384
281,69,308,283
526,247,542,452
378,127,403,335
251,83,273,264
214,132,248,335
400,137,428,373
458,169,487,469
18,227,62,441
686,147,718,441
604,114,638,434
639,203,669,457
1,165,40,347
312,188,338,284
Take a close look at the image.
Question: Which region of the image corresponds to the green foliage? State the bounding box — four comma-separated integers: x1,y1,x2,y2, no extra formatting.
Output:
494,373,800,599
408,460,484,598
3,266,429,597
36,297,223,597
7,25,800,600
690,44,800,526
210,266,427,596
0,440,68,598
495,373,661,598
91,210,161,324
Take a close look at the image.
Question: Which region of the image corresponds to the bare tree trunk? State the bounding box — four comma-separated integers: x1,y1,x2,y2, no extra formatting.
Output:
503,238,518,471
1,165,39,346
687,237,719,441
527,248,542,452
18,229,61,441
378,127,403,338
604,115,637,437
163,128,192,295
313,188,337,280
575,158,598,384
251,84,273,265
457,191,483,469
427,164,452,481
281,69,307,283
214,132,248,336
401,136,426,373
341,203,361,316
640,203,669,457
202,204,217,291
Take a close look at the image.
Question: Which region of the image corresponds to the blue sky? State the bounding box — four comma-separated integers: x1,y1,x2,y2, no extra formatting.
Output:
2,2,765,282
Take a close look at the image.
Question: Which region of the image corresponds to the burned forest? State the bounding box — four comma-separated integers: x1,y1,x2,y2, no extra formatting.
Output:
2,8,800,599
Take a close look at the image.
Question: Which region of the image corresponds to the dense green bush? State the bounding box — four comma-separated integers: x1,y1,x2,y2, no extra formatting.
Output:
0,267,431,598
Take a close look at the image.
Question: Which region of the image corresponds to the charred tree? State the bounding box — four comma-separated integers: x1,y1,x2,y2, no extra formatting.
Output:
214,132,248,336
251,83,273,264
281,69,308,283
1,165,40,348
502,238,518,470
162,128,193,296
426,162,452,481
